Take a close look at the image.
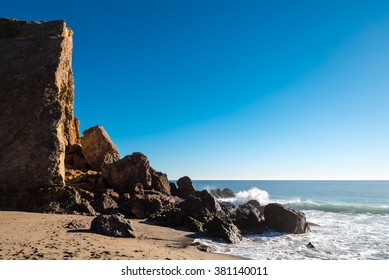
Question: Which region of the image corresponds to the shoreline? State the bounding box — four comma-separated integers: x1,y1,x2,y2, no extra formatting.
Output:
0,210,240,260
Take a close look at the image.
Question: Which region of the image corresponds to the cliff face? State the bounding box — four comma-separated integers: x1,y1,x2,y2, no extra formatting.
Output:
0,19,79,189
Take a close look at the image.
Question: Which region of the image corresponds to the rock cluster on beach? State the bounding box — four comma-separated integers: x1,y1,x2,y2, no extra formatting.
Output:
0,19,310,247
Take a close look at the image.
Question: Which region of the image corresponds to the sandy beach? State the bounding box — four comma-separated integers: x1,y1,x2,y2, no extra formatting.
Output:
0,210,237,260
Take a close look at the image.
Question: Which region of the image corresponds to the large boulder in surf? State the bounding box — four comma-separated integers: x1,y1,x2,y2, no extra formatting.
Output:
204,216,242,244
233,203,266,234
264,203,310,234
81,125,120,171
179,190,222,223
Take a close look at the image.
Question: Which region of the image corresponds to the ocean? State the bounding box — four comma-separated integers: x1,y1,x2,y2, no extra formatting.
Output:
191,180,389,260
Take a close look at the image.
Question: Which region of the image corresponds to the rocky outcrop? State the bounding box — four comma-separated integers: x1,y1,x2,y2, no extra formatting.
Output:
120,192,177,219
0,19,79,190
176,176,197,198
101,152,171,195
205,217,242,244
0,185,95,215
233,203,266,234
91,213,136,238
101,152,151,194
81,125,120,171
91,194,118,214
150,168,171,194
179,190,222,223
264,203,310,234
65,144,90,171
0,19,313,247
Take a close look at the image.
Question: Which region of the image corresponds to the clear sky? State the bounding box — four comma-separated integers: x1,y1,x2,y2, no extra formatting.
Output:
3,0,389,179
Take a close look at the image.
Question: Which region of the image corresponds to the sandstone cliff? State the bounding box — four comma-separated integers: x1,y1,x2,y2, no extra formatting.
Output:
0,18,79,189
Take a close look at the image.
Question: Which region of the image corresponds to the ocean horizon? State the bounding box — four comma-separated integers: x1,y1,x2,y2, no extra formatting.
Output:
185,180,389,260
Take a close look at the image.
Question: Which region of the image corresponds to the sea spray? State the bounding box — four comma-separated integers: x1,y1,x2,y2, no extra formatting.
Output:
217,187,270,205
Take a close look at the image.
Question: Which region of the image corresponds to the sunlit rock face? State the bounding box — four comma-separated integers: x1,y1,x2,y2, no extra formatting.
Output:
0,18,79,189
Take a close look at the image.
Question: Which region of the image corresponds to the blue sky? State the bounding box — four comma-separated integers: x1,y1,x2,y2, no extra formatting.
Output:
3,1,389,179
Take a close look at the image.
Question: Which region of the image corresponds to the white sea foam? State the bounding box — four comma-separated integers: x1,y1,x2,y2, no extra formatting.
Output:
194,211,389,260
196,181,389,259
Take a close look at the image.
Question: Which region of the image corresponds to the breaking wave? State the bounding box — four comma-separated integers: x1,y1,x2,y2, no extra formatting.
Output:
287,200,389,215
211,187,389,214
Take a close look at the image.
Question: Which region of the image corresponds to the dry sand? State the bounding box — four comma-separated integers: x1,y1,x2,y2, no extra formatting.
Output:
0,210,238,260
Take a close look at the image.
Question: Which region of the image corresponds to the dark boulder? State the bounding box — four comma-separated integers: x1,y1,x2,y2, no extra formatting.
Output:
101,152,171,195
91,194,118,214
264,203,310,234
205,217,242,244
176,176,196,198
2,185,97,215
120,192,177,219
233,204,266,234
101,152,152,194
150,207,186,227
243,200,264,212
219,201,237,218
179,190,221,223
150,168,171,194
91,213,136,237
169,182,179,196
0,185,96,215
184,216,204,232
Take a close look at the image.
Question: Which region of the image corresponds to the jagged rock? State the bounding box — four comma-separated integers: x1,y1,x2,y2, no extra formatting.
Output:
148,207,186,227
0,19,79,190
91,213,135,238
150,168,171,194
91,194,118,214
219,201,237,218
120,193,177,219
205,217,242,244
65,220,89,229
264,203,310,234
169,182,179,196
176,176,196,197
40,186,96,215
243,200,264,212
101,152,152,194
100,188,120,201
0,185,96,215
81,125,120,171
184,216,204,232
65,169,100,197
209,188,235,199
306,242,315,249
233,204,266,234
65,144,90,171
179,190,222,223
